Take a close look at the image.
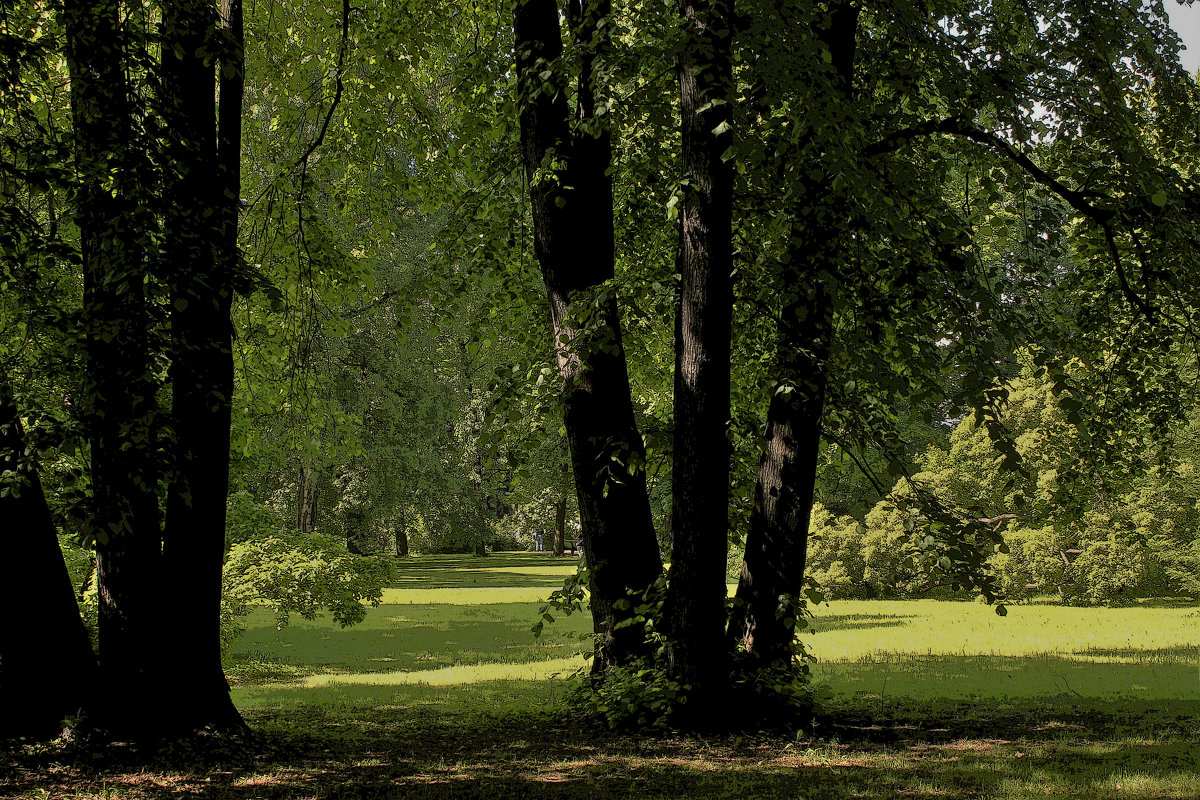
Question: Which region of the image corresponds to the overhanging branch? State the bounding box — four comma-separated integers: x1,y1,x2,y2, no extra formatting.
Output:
864,117,1157,323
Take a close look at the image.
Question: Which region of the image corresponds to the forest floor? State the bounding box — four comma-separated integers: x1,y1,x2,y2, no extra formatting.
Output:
4,552,1198,799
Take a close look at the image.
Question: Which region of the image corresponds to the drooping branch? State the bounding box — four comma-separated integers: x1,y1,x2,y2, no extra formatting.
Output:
294,0,351,173
865,118,1108,218
864,117,1156,322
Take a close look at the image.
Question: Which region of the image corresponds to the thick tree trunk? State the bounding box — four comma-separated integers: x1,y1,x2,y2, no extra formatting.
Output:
395,526,410,556
514,0,663,673
552,496,567,556
663,0,736,721
0,384,98,740
64,0,165,737
159,0,244,734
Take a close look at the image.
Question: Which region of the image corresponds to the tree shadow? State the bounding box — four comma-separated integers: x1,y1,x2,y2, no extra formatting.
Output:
804,613,917,633
6,694,1197,800
393,552,580,589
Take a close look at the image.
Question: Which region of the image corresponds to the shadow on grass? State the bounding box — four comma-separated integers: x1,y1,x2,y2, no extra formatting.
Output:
805,613,918,634
6,691,1197,800
393,552,581,590
812,651,1199,701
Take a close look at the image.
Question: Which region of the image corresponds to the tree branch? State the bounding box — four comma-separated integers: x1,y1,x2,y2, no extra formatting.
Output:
294,0,351,172
864,117,1157,322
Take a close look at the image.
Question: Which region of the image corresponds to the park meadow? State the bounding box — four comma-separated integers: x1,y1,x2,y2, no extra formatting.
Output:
5,551,1197,800
6,1,1200,797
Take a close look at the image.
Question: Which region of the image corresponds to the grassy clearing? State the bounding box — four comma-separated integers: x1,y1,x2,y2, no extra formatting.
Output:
804,599,1200,702
4,552,1198,799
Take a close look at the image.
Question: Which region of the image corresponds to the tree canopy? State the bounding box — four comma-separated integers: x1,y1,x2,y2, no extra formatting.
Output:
2,0,1199,741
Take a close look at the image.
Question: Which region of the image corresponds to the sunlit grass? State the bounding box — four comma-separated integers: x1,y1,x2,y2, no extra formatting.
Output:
298,655,582,688
806,599,1200,659
378,586,574,604
228,554,1198,709
9,552,1199,800
805,599,1200,701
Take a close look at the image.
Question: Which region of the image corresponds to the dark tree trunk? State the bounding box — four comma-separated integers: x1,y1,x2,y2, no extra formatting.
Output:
729,0,859,671
514,0,663,673
159,0,244,734
395,526,410,557
552,496,567,556
297,466,320,532
64,0,165,736
727,283,830,662
662,0,736,720
346,508,371,554
0,383,98,740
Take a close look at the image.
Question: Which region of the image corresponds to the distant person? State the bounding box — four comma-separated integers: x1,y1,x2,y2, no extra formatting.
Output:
534,531,544,551
573,537,583,557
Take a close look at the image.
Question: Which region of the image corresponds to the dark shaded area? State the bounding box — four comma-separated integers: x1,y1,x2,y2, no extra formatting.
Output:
3,696,1197,799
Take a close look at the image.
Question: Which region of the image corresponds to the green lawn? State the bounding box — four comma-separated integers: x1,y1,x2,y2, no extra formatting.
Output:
5,551,1198,799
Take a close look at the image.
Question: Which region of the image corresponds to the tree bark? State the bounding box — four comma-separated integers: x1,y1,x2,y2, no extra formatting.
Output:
158,0,244,734
395,526,410,556
0,383,98,740
297,466,320,532
662,0,736,720
64,0,165,736
552,495,567,556
514,0,663,673
728,0,859,672
727,279,831,663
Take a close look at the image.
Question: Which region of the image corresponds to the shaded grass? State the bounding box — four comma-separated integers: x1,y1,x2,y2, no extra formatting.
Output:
4,552,1198,799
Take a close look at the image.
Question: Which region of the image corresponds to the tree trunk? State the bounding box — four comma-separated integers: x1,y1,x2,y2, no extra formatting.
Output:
662,0,736,722
514,0,663,673
158,0,244,734
553,496,567,556
395,526,410,557
729,0,860,674
298,466,320,532
346,508,371,554
727,285,830,663
0,383,98,740
64,0,165,737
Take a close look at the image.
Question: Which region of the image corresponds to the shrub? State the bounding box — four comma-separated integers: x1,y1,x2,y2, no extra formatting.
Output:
221,491,391,648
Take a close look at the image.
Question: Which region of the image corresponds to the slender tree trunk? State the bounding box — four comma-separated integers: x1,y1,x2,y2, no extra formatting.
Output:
553,496,567,556
159,0,244,733
297,466,320,532
64,0,165,736
0,383,98,740
727,280,830,662
514,0,663,673
346,508,371,554
663,0,736,721
729,0,859,673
